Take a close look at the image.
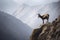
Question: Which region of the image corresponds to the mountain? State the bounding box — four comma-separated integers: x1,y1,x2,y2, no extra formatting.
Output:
30,15,60,40
0,11,33,40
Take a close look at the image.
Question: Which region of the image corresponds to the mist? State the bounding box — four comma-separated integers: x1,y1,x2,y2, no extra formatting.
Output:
0,0,60,29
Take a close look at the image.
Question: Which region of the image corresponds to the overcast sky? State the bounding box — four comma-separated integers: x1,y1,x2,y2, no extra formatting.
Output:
0,0,60,29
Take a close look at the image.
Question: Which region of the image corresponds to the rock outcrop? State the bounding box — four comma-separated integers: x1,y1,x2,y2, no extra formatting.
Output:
30,15,60,40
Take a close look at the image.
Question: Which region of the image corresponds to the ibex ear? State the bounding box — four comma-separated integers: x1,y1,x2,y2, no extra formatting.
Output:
37,14,40,17
37,14,39,15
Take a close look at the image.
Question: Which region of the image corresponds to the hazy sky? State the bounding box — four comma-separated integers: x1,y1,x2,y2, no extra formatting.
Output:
13,0,60,5
0,0,60,29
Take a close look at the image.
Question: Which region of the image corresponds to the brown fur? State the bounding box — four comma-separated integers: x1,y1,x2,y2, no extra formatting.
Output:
38,14,49,24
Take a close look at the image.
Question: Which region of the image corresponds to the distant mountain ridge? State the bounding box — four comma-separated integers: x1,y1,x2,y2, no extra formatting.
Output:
0,11,33,40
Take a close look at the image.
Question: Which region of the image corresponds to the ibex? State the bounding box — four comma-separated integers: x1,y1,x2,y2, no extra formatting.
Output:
38,13,49,24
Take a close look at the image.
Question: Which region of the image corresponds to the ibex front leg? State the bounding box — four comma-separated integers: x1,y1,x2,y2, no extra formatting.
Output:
43,20,44,24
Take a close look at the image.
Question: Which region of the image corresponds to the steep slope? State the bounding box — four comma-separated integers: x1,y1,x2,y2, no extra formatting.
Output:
30,15,60,40
0,11,33,40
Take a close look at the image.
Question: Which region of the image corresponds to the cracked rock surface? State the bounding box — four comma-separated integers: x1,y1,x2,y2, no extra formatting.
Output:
30,16,60,40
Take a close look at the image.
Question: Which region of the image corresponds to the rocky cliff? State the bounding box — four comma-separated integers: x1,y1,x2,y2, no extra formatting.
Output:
30,15,60,40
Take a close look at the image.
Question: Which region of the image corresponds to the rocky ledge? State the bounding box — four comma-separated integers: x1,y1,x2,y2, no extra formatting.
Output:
30,15,60,40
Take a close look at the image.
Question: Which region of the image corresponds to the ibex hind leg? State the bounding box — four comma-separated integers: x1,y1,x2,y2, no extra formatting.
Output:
47,19,49,23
